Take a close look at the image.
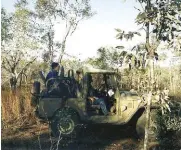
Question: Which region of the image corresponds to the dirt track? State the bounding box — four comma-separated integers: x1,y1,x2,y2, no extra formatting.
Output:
2,123,142,150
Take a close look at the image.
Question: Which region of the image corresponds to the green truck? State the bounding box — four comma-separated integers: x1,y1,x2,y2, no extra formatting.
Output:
31,66,158,139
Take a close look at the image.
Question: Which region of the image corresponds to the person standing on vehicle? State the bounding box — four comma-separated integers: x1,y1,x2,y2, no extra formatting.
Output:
46,62,60,88
45,62,71,98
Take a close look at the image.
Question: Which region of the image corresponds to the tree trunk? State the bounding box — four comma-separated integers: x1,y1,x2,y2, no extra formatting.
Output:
48,32,53,66
144,58,154,150
144,91,152,149
58,23,72,63
143,0,154,149
173,69,176,95
19,72,28,88
10,76,17,93
19,73,23,88
138,75,140,91
59,41,65,63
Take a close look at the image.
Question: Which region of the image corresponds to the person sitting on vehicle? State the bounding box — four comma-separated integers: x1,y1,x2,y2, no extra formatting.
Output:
88,75,108,116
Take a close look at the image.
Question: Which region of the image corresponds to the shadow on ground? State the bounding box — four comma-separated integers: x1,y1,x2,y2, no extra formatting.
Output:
2,124,139,150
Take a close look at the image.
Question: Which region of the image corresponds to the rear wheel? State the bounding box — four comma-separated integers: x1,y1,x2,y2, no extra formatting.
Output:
50,108,80,138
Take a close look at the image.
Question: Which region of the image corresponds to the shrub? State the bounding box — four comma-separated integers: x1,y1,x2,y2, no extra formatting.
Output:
155,101,181,150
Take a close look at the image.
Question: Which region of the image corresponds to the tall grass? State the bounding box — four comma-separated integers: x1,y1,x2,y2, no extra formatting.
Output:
1,88,37,129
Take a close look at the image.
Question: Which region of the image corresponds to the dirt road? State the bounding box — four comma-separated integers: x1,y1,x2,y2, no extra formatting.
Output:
2,123,142,150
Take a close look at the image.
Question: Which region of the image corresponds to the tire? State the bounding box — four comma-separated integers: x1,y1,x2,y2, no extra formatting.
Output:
50,108,80,138
136,109,158,141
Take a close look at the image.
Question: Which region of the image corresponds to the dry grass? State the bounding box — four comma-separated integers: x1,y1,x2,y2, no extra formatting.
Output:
1,88,37,130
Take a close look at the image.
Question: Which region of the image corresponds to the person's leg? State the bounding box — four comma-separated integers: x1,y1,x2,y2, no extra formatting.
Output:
96,98,108,115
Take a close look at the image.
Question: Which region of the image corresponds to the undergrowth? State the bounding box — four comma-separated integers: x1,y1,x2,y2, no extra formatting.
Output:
1,88,38,130
155,101,181,150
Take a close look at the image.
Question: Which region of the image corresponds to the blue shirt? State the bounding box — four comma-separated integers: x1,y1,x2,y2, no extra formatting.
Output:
45,70,58,87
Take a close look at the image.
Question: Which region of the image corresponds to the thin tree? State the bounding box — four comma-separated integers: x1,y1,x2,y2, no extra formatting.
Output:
35,0,95,63
116,0,181,149
1,1,38,91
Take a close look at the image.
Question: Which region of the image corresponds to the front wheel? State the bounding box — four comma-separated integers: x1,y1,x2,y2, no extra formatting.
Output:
50,108,80,138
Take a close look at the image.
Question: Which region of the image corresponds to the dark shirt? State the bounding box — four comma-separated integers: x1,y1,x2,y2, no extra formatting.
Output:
88,85,97,97
45,70,58,87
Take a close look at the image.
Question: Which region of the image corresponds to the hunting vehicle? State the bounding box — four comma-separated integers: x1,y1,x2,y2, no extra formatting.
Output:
31,66,159,138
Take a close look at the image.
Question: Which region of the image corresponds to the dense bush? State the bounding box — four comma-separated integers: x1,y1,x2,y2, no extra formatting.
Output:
155,101,181,150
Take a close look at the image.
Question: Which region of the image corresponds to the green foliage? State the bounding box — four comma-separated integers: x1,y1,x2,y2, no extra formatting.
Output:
120,68,149,90
155,102,181,149
1,2,39,90
61,58,82,75
116,0,181,72
86,47,126,70
36,0,95,20
87,44,156,71
136,0,181,42
1,8,13,43
115,29,141,41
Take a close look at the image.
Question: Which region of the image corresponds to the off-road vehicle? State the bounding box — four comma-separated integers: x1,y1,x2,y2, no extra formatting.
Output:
31,66,158,138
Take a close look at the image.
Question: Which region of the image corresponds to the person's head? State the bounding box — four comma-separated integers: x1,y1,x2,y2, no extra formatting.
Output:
76,70,83,82
51,62,60,71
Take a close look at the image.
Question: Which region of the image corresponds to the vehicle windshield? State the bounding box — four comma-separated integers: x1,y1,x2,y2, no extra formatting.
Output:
106,74,117,89
89,73,117,91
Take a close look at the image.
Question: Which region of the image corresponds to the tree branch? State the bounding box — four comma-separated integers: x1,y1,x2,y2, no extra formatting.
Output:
58,22,72,62
70,21,79,36
17,57,37,79
1,60,11,73
4,57,13,70
138,0,146,12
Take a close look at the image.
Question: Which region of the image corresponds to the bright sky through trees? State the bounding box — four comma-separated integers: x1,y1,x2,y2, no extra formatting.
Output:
1,0,146,60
